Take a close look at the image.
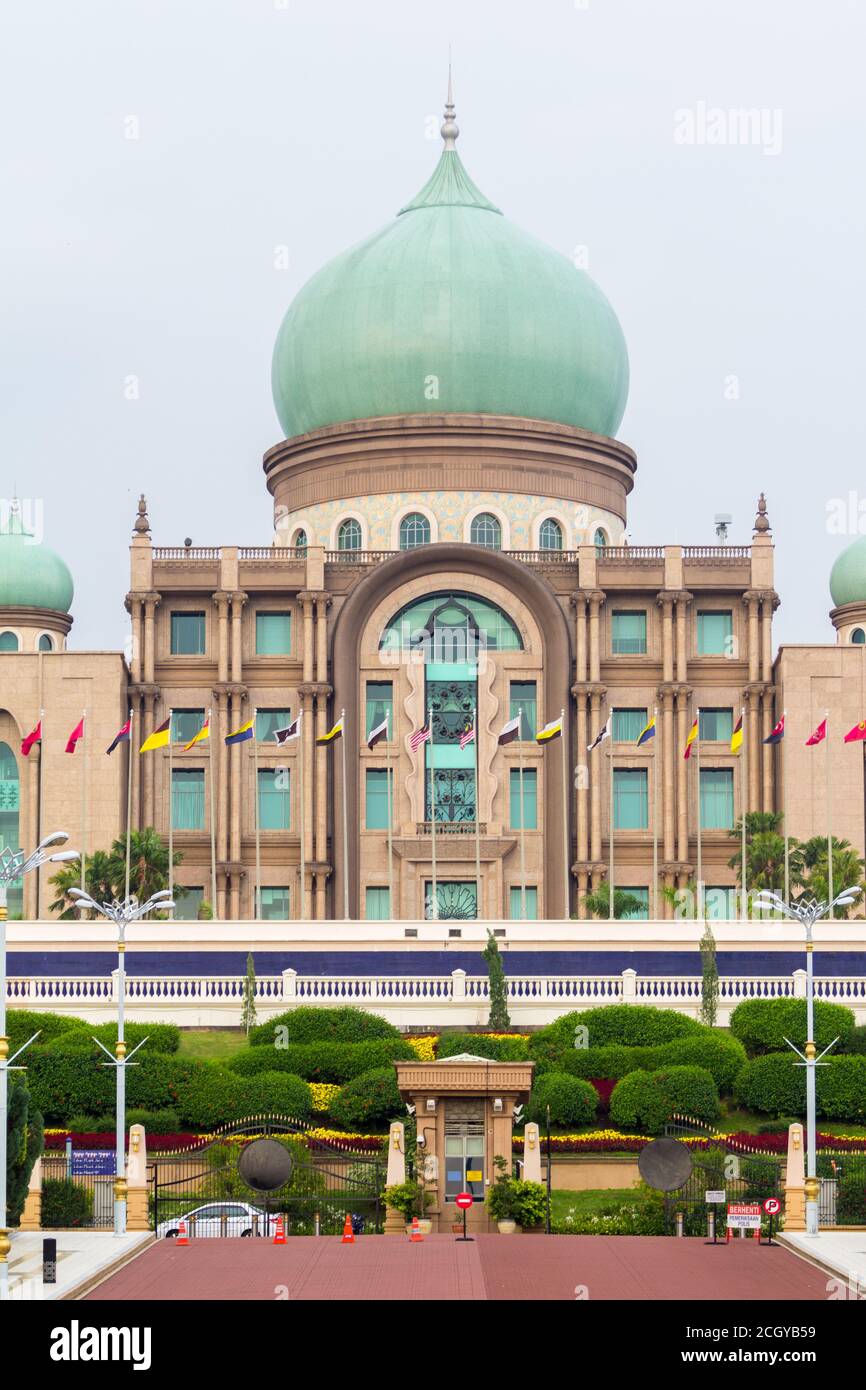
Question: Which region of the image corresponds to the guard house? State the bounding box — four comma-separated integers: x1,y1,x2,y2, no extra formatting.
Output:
395,1056,535,1232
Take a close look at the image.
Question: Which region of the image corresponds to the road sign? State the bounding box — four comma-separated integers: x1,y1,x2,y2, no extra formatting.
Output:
455,1192,474,1211
705,1190,726,1204
763,1197,781,1216
727,1203,762,1229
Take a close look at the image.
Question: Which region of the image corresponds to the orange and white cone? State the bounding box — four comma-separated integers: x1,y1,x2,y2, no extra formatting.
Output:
176,1220,189,1246
410,1216,424,1243
341,1213,355,1245
273,1215,287,1245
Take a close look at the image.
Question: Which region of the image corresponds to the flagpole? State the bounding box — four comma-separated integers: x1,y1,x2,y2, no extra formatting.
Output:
740,706,747,921
340,709,349,920
386,711,395,920
518,712,527,921
298,709,305,921
253,707,261,921
826,708,833,905
652,705,659,921
168,709,174,920
80,710,88,898
429,704,437,920
696,705,703,921
473,705,481,919
561,709,569,921
783,707,790,903
125,709,133,902
37,708,45,917
208,707,217,919
608,735,614,922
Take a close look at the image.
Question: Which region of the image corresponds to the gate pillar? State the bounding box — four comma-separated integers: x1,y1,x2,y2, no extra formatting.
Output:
783,1122,806,1232
385,1121,407,1234
127,1125,150,1232
19,1157,42,1230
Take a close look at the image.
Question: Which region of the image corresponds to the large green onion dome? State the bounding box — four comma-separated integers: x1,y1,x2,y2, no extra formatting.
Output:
830,536,866,608
271,88,629,440
0,501,74,612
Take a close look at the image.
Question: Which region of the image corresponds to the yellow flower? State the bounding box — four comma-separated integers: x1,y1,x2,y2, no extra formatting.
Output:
405,1035,438,1061
308,1083,341,1113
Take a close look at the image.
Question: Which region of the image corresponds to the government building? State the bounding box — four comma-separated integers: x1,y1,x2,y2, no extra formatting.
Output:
2,89,865,924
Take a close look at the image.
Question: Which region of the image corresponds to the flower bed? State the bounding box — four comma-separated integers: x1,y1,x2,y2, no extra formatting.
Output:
510,1127,866,1155
43,1126,385,1154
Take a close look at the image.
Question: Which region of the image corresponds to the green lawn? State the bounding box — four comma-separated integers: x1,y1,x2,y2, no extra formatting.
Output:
549,1188,638,1222
177,1029,247,1062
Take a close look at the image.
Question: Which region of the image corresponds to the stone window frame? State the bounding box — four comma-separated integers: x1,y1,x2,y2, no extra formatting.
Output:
463,503,510,550
167,607,208,658
0,629,21,653
535,513,569,551
391,503,437,551
332,512,368,551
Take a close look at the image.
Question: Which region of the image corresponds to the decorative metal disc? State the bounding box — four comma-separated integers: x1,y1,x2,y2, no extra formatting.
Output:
637,1136,693,1192
237,1138,294,1192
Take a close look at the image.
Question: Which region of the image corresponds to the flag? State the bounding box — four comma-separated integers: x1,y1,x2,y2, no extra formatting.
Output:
497,712,521,746
183,717,210,752
764,715,785,745
21,720,42,757
536,716,563,745
587,716,610,753
225,718,254,746
317,716,344,745
636,715,655,747
410,723,431,751
274,714,300,744
683,719,699,760
106,718,131,755
806,718,827,747
460,722,476,750
730,712,744,754
140,717,171,753
367,716,389,750
65,718,85,754
844,720,866,744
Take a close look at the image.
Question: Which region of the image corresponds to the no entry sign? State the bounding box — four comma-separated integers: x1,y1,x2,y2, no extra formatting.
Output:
455,1192,474,1211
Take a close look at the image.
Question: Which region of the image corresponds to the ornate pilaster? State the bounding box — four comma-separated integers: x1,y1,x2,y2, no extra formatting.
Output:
675,682,692,863
674,592,692,683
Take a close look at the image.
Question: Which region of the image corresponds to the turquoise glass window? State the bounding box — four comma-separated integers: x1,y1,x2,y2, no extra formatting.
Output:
699,769,734,829
256,709,291,742
424,881,478,920
509,886,538,920
170,612,205,655
470,513,501,548
594,528,608,551
366,682,392,736
365,768,393,830
613,768,648,829
399,513,430,549
171,769,205,829
509,768,538,830
0,742,22,916
612,708,648,742
539,518,563,551
171,709,205,745
258,767,290,830
338,519,362,551
509,682,537,740
256,612,292,655
381,592,523,654
706,886,736,920
260,887,290,920
0,632,19,652
697,611,733,655
611,611,647,655
622,887,650,920
699,708,733,741
365,887,391,921
852,628,866,645
38,634,54,652
174,887,204,921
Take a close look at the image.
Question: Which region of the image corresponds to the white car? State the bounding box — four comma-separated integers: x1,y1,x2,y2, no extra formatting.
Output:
157,1202,276,1239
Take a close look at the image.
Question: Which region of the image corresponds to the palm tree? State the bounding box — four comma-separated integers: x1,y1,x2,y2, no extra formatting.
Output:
797,836,865,917
49,850,116,920
728,812,802,910
582,882,649,920
49,827,183,918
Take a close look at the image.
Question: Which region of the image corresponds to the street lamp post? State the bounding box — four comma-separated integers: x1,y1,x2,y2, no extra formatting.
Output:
753,885,862,1237
0,833,79,1299
68,888,174,1237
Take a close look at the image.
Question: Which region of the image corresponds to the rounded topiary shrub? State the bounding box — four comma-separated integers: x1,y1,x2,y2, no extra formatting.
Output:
734,1053,806,1117
530,1005,704,1066
817,1055,866,1121
243,1071,313,1120
229,1038,415,1083
837,1172,866,1224
7,1009,80,1050
730,999,856,1057
845,1025,866,1056
41,1178,93,1229
328,1067,403,1130
47,1022,180,1055
173,1061,311,1129
656,1034,747,1092
126,1108,181,1134
248,1007,399,1047
609,1065,720,1134
524,1073,598,1128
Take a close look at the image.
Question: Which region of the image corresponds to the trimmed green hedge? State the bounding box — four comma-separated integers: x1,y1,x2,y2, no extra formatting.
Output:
41,1178,92,1229
734,1052,866,1120
609,1066,720,1134
7,1009,80,1050
437,1033,532,1062
248,1006,399,1047
845,1026,866,1056
524,1073,598,1128
228,1038,415,1083
529,1005,704,1065
328,1067,403,1129
26,1048,196,1123
730,999,856,1057
46,1022,181,1055
171,1063,312,1130
548,1033,746,1092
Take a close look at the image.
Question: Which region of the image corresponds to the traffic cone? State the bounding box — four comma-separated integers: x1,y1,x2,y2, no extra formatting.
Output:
273,1215,287,1245
341,1213,355,1245
176,1220,189,1246
410,1216,424,1243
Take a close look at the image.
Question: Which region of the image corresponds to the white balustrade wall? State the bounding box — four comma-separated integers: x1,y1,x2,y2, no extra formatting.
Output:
6,968,866,1028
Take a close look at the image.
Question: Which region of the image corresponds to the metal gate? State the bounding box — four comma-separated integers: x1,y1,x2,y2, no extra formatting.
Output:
661,1117,783,1235
150,1114,383,1237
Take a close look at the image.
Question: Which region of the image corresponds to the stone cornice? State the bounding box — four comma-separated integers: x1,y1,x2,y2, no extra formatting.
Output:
395,1060,535,1096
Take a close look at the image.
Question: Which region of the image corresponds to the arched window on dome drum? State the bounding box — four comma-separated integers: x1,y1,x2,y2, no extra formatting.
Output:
292,529,307,553
38,634,54,652
380,591,523,656
337,519,362,552
594,527,608,553
539,518,563,551
399,513,431,550
0,632,19,653
852,628,866,645
0,741,22,916
470,513,501,549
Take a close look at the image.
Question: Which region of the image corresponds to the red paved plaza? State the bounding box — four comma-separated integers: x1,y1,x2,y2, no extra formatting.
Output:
85,1235,828,1302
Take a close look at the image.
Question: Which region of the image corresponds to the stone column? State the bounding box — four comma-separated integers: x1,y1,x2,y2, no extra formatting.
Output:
126,1124,149,1232
660,687,676,902
229,689,243,920
748,686,761,811
230,592,246,685
215,592,230,684
762,690,774,813
675,593,691,684
676,684,691,865
783,1122,806,1232
301,688,315,918
214,688,229,918
385,1121,407,1235
588,591,603,683
142,691,156,828
589,688,603,862
760,591,775,683
745,591,760,683
522,1123,543,1183
130,694,141,832
19,1158,42,1231
315,691,329,918
143,595,158,686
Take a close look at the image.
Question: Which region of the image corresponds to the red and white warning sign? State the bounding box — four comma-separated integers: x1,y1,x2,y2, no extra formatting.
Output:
763,1197,781,1216
726,1203,762,1230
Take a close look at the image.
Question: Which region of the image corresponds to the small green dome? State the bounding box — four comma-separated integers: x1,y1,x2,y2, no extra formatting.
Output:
830,537,866,608
0,504,74,613
272,111,629,441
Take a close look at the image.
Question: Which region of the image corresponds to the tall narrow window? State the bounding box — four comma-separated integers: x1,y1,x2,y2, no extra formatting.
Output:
696,611,733,656
365,681,392,737
38,634,54,652
509,682,537,740
260,887,290,920
539,518,563,551
0,742,22,915
399,513,430,549
365,887,391,921
174,887,204,921
365,768,393,830
706,886,736,920
292,529,307,551
611,611,647,655
170,612,205,655
470,513,501,549
594,527,608,552
337,518,362,551
0,632,19,652
509,768,538,830
699,768,734,829
699,708,733,741
612,708,648,742
171,769,205,830
258,767,290,829
613,768,648,829
256,612,292,655
256,709,291,742
171,709,206,745
621,887,650,920
509,886,538,920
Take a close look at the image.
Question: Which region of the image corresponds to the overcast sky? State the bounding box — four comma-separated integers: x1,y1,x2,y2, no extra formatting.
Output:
3,0,864,650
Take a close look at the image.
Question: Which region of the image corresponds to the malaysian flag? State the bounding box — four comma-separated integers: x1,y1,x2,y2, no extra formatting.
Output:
459,722,475,750
410,723,431,751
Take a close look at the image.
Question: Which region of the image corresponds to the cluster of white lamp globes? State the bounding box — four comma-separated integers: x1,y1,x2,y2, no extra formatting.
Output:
0,829,173,1298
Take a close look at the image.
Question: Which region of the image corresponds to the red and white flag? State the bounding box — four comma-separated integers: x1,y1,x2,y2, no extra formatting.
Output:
459,723,476,750
410,724,431,751
806,718,827,746
844,720,866,744
21,720,42,757
65,717,85,754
